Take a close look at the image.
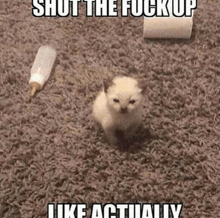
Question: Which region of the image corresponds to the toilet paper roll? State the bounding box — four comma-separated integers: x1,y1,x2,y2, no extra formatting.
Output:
144,12,194,39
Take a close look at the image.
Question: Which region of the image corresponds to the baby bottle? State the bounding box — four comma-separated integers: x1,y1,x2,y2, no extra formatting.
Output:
29,45,57,96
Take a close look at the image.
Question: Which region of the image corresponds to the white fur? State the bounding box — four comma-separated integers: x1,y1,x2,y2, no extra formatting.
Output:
92,76,144,145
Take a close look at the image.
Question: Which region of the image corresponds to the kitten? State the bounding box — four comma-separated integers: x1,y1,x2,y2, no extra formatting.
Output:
92,76,145,145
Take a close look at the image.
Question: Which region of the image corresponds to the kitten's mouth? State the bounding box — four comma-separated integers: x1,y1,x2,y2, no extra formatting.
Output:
120,109,128,114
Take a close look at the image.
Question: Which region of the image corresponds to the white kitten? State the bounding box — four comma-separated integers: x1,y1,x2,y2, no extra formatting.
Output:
92,76,145,145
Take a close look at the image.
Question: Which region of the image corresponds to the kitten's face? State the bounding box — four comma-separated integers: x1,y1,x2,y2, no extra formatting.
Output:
105,77,144,114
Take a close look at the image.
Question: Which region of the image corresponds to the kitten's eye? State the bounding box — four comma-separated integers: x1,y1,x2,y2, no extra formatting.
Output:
129,100,136,104
113,98,119,103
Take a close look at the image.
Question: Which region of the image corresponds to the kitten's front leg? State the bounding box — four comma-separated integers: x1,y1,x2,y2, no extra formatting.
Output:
102,122,118,145
124,123,140,140
104,128,118,145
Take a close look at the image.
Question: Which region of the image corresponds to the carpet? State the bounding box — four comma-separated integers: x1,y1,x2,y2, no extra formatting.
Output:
0,0,219,217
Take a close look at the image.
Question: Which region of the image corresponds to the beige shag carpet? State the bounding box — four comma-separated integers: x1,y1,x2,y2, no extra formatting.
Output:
0,0,219,217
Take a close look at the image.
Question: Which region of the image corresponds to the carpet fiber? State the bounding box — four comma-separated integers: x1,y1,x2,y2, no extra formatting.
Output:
0,1,219,217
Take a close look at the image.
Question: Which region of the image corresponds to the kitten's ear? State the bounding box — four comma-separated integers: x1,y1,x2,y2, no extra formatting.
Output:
138,79,148,94
103,78,113,93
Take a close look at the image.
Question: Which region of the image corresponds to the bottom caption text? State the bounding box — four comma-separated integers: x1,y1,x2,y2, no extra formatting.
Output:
48,203,183,218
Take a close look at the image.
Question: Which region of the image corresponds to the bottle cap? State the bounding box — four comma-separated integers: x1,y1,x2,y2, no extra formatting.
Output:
29,72,45,87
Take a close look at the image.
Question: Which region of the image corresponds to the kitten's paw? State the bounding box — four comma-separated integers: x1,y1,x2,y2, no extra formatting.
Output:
107,135,118,146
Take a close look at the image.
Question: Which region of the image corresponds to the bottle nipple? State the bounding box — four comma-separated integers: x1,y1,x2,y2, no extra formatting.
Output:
30,82,40,96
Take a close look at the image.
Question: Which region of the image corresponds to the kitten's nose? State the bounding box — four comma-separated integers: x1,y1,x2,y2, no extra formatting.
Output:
120,107,128,113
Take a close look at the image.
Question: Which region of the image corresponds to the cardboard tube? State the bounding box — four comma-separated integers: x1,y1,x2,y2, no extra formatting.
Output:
144,12,194,39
